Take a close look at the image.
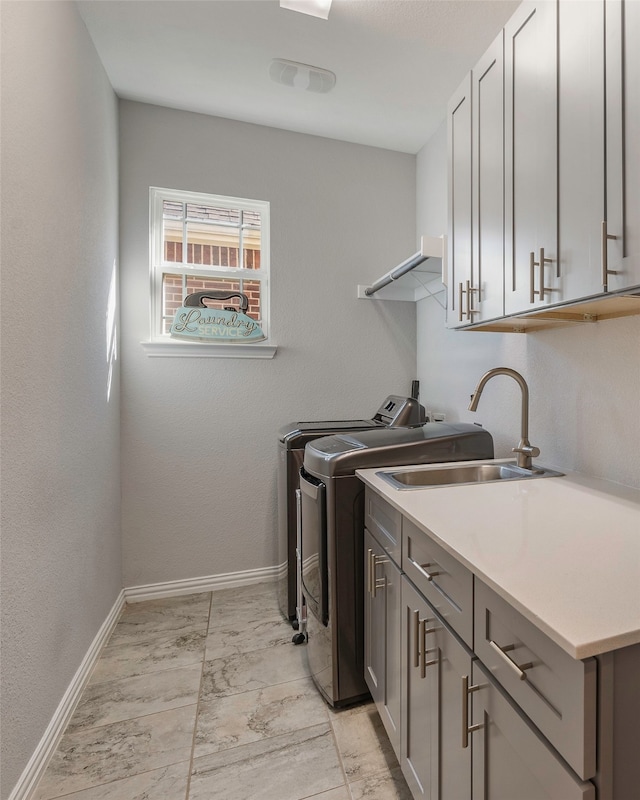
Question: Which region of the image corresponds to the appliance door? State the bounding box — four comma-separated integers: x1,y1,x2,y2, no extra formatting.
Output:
299,467,328,626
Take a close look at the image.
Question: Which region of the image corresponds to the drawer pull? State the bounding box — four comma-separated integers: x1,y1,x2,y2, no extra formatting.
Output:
412,559,441,582
462,675,485,748
489,639,534,681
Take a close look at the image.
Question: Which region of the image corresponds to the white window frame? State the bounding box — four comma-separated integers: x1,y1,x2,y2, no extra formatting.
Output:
144,187,275,358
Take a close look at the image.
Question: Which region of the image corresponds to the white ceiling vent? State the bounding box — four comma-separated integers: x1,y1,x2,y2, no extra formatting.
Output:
269,59,336,93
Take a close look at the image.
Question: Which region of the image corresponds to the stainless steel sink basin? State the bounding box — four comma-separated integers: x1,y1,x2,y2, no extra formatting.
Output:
377,461,564,490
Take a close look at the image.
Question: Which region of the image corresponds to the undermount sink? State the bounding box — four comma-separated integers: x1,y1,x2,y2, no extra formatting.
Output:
377,461,564,490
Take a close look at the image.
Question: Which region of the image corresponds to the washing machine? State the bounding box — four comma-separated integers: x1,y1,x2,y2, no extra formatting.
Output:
277,393,426,622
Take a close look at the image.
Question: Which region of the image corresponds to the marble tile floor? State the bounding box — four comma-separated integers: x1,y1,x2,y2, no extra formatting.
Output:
34,583,412,800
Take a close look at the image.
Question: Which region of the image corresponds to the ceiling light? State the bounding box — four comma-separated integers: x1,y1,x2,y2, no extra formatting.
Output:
280,0,332,21
270,59,336,93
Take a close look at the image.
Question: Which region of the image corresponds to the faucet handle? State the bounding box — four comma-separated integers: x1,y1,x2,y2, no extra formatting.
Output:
512,444,541,470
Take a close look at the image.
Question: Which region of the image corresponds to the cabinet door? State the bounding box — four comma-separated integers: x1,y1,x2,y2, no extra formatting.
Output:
401,577,473,800
605,0,640,291
447,73,473,328
558,0,606,301
504,0,558,314
400,578,438,798
472,31,505,322
433,604,473,800
470,661,596,800
364,529,401,754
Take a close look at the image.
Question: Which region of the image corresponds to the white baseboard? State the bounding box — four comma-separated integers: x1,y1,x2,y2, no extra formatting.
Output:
8,590,126,800
124,564,281,603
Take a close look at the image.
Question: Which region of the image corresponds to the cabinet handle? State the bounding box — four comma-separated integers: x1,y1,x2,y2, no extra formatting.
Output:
489,639,534,681
461,675,485,748
529,252,536,303
601,220,619,291
411,559,441,582
413,610,421,668
371,553,388,598
530,249,554,302
458,282,467,322
367,548,373,595
420,619,440,678
466,279,480,318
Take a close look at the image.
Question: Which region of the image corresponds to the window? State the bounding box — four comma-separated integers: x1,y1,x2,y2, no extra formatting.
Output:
149,187,271,349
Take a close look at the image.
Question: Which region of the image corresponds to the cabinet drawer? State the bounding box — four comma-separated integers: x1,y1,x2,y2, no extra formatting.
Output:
474,579,596,780
402,519,473,647
365,489,401,565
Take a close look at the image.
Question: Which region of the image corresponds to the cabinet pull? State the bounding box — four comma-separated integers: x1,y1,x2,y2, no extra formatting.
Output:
413,610,421,668
466,279,480,318
461,675,485,748
458,282,467,322
420,619,440,678
411,559,441,582
601,220,619,291
367,548,373,595
529,252,536,303
489,639,534,681
530,248,554,302
371,553,388,598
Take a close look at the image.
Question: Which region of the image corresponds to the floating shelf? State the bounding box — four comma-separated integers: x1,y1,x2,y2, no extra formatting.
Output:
358,235,446,302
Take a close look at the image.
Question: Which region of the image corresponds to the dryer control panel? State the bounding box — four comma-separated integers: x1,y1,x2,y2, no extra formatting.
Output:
373,395,426,427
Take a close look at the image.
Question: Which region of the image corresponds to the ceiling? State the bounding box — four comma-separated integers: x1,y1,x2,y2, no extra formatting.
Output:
77,0,519,154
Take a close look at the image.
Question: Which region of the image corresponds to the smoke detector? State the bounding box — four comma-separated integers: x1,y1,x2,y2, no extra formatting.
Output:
269,59,336,93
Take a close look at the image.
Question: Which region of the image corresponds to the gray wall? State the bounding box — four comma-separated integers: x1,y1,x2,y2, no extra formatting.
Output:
0,2,121,797
119,101,417,587
416,122,640,488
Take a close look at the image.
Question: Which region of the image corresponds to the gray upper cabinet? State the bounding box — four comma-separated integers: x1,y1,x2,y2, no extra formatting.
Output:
605,0,640,292
446,0,640,330
504,0,558,315
447,33,505,327
446,73,473,328
557,0,640,300
557,0,606,301
472,31,505,322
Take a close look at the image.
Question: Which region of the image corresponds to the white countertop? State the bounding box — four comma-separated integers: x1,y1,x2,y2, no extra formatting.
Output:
356,460,640,660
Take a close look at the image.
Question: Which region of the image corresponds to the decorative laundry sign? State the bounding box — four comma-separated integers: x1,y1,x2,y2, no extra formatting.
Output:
170,291,265,342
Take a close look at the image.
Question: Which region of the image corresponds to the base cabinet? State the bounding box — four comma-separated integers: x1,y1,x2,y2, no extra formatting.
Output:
364,527,401,754
398,577,596,800
401,577,471,800
471,661,596,800
362,486,640,800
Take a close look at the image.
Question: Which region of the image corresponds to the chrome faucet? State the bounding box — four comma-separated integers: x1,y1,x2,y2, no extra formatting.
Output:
468,368,541,470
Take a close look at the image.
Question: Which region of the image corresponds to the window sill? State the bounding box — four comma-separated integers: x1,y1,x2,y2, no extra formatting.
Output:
141,340,277,359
